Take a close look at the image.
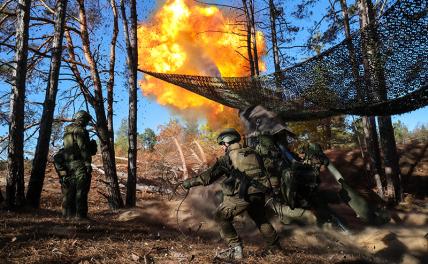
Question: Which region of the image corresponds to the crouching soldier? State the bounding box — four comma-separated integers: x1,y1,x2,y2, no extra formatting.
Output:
54,110,97,220
182,128,280,260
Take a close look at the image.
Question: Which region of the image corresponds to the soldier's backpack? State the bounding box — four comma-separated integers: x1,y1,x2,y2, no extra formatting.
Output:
63,125,83,161
250,135,321,209
226,143,267,198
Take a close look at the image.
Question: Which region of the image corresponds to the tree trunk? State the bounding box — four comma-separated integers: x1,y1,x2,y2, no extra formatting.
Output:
174,137,188,179
193,140,207,165
120,0,138,207
107,0,118,146
341,0,384,195
26,0,68,208
378,116,401,201
362,116,384,191
268,0,280,73
358,0,401,203
249,0,259,75
242,0,255,76
6,0,32,208
77,0,123,209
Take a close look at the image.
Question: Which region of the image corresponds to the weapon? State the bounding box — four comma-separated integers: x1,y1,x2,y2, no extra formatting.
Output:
302,143,390,225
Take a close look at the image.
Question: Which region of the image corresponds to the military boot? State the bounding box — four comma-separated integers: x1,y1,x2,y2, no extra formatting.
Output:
233,245,243,259
215,245,243,260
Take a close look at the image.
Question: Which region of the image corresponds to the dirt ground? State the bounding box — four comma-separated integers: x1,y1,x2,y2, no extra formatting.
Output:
0,142,427,264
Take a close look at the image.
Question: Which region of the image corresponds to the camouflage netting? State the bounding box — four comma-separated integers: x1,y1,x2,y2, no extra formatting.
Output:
140,0,428,121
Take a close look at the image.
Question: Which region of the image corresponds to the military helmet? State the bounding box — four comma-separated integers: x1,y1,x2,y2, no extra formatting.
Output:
73,110,92,124
217,128,241,145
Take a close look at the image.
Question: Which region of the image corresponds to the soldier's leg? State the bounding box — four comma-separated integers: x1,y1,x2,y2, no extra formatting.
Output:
214,195,249,247
75,165,91,219
247,193,279,247
62,178,76,218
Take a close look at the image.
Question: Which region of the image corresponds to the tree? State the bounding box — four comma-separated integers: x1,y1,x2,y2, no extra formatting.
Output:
268,0,281,73
358,0,401,203
6,0,32,208
242,0,256,76
340,0,384,196
120,0,138,207
115,118,128,155
26,0,68,209
393,120,410,144
412,124,428,140
139,128,157,151
65,0,123,209
107,0,119,147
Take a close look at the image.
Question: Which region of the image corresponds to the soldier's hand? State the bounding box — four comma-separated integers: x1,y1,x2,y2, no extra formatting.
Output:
182,179,192,190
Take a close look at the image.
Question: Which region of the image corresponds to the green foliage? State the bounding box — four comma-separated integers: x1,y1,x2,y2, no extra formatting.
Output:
393,120,410,144
199,123,218,143
183,119,199,137
288,116,353,149
139,128,157,151
115,118,128,155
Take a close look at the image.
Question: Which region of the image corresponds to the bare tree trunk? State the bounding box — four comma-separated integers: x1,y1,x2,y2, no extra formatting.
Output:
77,0,123,209
106,0,119,146
193,140,207,164
378,116,401,201
26,0,68,209
7,0,32,208
364,0,402,203
173,137,188,179
242,0,255,76
249,0,259,75
358,0,401,203
120,0,138,207
268,0,280,73
362,116,384,191
341,0,384,196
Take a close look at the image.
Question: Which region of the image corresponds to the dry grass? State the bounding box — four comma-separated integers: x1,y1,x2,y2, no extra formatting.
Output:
0,142,427,263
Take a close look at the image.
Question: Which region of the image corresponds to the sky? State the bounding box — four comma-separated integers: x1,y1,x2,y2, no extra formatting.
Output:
130,0,427,132
0,0,427,151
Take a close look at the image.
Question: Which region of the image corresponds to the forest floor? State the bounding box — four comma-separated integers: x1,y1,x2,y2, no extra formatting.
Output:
0,141,427,264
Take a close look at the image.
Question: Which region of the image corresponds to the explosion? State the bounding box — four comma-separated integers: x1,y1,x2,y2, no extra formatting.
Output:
138,0,266,130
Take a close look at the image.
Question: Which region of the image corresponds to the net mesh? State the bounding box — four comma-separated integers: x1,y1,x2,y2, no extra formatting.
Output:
140,0,428,121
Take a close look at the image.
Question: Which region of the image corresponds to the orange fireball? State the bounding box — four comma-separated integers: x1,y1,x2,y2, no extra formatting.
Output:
138,0,266,130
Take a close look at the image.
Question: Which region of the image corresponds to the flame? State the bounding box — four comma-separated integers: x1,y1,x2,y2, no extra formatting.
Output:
138,0,266,130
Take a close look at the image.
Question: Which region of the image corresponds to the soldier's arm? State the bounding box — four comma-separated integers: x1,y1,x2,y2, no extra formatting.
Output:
74,127,92,168
184,156,228,188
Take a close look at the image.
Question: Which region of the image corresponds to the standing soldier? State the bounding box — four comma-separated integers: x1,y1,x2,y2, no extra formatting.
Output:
182,128,280,260
57,110,97,220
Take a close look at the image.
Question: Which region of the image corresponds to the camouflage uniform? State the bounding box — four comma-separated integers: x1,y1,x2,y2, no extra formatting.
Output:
60,111,94,219
184,139,279,250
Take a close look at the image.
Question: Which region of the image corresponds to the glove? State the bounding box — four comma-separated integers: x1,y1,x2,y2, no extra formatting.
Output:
182,179,192,189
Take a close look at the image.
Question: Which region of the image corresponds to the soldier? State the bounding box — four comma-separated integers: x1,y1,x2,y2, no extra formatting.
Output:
58,110,96,220
182,128,280,260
